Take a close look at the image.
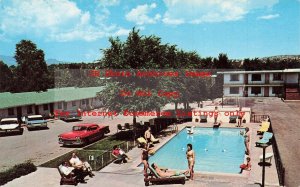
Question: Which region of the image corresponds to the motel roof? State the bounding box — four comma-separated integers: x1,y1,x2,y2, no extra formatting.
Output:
217,68,300,74
0,87,104,109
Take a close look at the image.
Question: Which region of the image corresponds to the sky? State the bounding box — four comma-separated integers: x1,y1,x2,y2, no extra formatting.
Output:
0,0,299,63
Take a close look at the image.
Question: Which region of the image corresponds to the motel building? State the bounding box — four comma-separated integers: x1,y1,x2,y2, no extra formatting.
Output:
217,69,300,100
0,87,104,120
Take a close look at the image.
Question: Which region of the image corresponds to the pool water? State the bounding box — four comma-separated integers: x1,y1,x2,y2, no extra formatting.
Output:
148,127,245,174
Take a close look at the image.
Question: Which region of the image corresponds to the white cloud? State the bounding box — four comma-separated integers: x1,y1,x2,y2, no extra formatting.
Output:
162,0,279,25
0,0,130,42
113,28,131,36
98,0,120,7
125,3,161,25
258,14,280,20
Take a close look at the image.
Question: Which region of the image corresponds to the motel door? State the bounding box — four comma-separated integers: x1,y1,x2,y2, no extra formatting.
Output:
35,105,40,115
17,107,22,122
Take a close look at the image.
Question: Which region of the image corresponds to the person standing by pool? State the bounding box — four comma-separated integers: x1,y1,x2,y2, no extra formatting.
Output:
213,106,220,124
186,143,195,180
243,127,250,155
141,143,150,177
144,126,152,143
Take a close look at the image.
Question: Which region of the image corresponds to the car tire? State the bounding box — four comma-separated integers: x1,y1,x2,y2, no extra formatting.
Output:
84,138,90,146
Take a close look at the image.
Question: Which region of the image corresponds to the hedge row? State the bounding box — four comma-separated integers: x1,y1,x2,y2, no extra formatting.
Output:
0,162,37,186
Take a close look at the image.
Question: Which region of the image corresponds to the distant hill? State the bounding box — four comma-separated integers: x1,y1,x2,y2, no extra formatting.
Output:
0,55,74,66
261,55,300,60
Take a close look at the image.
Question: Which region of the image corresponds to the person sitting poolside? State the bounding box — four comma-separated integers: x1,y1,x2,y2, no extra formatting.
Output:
112,145,131,163
59,161,85,182
69,152,94,177
240,157,251,173
151,163,187,178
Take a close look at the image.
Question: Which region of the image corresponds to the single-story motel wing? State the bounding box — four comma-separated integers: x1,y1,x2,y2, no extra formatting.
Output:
0,87,104,120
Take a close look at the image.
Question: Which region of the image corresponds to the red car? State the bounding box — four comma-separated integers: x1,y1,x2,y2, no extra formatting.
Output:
58,123,110,146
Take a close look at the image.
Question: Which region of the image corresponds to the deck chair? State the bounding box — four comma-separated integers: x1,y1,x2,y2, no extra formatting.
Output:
117,124,126,132
111,152,126,164
259,153,274,164
124,123,131,129
200,115,207,123
256,132,273,146
144,165,186,186
257,122,270,134
150,134,159,144
58,165,78,186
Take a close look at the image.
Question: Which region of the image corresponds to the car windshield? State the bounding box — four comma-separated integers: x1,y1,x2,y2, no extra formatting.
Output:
73,126,87,131
28,117,43,121
0,120,18,125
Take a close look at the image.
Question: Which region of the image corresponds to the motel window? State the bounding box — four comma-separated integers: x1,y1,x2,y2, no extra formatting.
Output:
273,73,282,81
272,87,282,94
72,101,76,107
27,105,33,114
251,74,261,81
8,108,14,115
81,100,86,105
43,104,48,111
229,87,239,94
63,102,67,110
230,74,239,81
86,99,89,105
251,87,261,95
57,102,62,109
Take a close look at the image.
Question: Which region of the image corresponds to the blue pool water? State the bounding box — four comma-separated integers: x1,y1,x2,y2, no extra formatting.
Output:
148,127,245,174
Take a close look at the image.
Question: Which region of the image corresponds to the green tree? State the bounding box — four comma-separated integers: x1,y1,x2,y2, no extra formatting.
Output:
0,61,13,92
14,40,50,92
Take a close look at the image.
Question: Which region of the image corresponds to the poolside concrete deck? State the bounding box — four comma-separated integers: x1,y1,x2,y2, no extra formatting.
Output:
250,97,300,187
4,121,278,187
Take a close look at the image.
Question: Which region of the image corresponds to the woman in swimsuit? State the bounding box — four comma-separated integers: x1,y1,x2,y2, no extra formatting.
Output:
141,143,149,176
244,127,250,155
186,143,195,180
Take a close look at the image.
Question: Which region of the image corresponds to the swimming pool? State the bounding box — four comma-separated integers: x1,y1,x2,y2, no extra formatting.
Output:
148,127,245,174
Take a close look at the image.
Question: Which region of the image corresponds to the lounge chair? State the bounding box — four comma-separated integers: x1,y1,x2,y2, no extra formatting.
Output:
111,152,125,164
259,153,274,164
117,124,126,132
229,116,237,123
256,132,273,146
144,165,186,186
137,137,147,147
257,122,270,134
124,123,131,129
200,115,207,123
150,134,159,143
58,165,78,186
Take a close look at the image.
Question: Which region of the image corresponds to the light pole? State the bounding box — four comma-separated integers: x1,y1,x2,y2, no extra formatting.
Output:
258,143,270,187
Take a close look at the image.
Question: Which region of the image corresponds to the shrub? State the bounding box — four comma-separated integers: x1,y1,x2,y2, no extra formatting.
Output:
0,161,37,186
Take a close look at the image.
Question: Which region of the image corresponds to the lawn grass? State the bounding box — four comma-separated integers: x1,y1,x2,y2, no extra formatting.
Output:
40,135,125,168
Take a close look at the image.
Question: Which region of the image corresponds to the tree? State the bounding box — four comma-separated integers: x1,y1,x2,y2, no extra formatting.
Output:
14,40,50,92
0,61,13,92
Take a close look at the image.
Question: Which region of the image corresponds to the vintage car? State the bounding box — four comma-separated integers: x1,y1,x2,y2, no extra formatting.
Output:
58,123,110,146
56,109,82,121
0,118,23,135
25,115,48,130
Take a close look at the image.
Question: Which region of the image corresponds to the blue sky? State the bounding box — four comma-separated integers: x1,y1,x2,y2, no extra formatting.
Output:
0,0,299,62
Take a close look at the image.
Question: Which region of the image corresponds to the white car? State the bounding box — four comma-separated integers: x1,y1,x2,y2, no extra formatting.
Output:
0,118,23,135
25,115,48,130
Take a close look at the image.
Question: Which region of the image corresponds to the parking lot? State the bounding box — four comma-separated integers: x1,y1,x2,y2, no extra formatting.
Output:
0,113,152,172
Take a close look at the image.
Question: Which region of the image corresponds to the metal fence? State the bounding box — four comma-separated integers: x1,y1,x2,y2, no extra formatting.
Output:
269,119,285,186
250,114,269,123
83,140,136,171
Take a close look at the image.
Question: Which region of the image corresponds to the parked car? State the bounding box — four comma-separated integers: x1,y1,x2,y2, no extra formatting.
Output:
58,123,110,146
0,118,23,135
25,115,48,130
57,109,82,121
